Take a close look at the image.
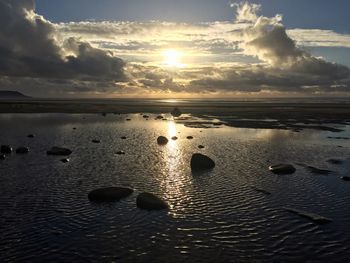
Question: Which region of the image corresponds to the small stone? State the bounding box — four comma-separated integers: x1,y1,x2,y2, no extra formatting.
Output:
187,136,194,140
92,139,101,143
126,119,131,121
156,115,164,120
157,136,168,145
16,147,29,154
116,151,125,155
269,164,296,175
88,187,133,202
171,107,182,117
143,115,149,119
47,147,72,156
27,134,35,138
191,153,215,171
0,154,5,160
121,136,127,140
1,145,12,154
198,145,205,149
171,136,178,140
341,176,350,181
60,158,70,163
136,192,168,210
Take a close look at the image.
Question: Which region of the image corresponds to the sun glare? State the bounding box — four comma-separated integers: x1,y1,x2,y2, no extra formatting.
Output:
163,49,185,68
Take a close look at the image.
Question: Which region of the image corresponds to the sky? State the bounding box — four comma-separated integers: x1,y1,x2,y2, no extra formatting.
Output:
0,0,349,98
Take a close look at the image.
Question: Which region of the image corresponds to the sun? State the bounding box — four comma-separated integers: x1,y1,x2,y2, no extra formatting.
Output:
163,49,184,68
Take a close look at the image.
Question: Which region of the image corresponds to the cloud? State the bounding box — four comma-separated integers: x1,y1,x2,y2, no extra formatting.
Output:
0,0,126,82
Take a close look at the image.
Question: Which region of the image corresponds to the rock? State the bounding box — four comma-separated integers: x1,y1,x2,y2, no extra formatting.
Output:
191,153,215,171
269,164,296,175
121,136,127,140
102,113,107,117
341,176,350,181
92,139,101,143
126,119,131,121
27,134,35,138
171,107,182,117
198,145,205,149
252,187,271,195
0,154,5,160
72,127,77,130
156,115,164,120
284,207,332,224
157,136,168,145
136,192,168,210
143,115,149,119
88,187,133,202
116,151,125,155
187,136,194,140
327,159,343,165
16,147,29,154
60,158,70,163
1,145,12,154
47,147,72,156
171,136,178,140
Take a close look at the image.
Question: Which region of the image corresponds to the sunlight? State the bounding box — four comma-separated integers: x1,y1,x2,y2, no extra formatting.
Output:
163,49,185,68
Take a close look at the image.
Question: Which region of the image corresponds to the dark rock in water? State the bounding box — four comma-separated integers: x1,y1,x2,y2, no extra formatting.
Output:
126,119,131,121
88,187,133,202
92,139,101,143
171,136,178,140
191,153,215,171
187,136,194,140
16,147,29,154
341,176,350,181
327,159,343,165
60,158,70,163
171,107,182,117
0,154,5,160
252,187,271,195
157,136,168,145
102,113,107,117
116,151,125,155
27,134,35,138
136,192,168,210
47,147,72,156
121,136,127,140
156,115,164,120
1,145,12,154
72,127,77,130
143,115,149,119
269,164,296,175
198,145,205,149
284,207,332,224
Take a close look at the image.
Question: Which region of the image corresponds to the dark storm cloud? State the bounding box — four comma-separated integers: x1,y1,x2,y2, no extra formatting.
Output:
0,0,126,81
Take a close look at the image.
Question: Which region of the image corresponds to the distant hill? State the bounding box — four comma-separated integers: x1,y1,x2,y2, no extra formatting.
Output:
0,91,31,99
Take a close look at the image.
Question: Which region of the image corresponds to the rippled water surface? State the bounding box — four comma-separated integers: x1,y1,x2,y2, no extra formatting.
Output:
1,113,350,262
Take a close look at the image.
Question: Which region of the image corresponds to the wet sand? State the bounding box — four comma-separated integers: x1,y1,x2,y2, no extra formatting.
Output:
1,99,350,132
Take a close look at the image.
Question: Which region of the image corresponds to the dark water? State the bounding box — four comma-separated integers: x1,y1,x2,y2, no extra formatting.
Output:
1,113,350,262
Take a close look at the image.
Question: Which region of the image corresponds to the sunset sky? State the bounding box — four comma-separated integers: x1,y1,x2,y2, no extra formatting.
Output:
0,0,349,98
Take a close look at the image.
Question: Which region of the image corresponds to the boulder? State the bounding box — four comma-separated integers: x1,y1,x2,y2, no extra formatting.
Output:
171,107,182,117
1,145,12,154
191,153,215,171
16,147,29,154
47,147,72,156
269,164,296,175
157,136,168,145
136,192,168,210
88,187,133,202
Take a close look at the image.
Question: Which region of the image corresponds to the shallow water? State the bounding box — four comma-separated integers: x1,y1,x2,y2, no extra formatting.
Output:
1,113,350,262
